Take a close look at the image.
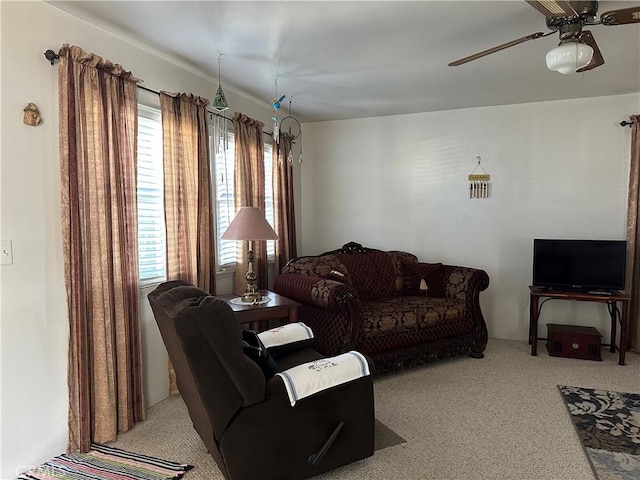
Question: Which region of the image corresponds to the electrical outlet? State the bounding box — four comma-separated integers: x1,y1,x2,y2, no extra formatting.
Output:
1,240,13,265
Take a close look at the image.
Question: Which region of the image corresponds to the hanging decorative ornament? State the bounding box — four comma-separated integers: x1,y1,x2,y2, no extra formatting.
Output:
279,97,303,166
299,141,303,166
212,54,229,154
468,156,491,199
271,76,285,145
272,95,285,111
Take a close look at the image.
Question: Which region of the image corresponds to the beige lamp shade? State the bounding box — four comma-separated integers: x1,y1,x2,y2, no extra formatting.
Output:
221,207,278,241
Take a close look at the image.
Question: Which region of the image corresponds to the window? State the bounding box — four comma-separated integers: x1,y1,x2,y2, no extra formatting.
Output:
213,130,275,269
136,106,166,284
136,112,274,280
263,141,275,258
213,132,236,268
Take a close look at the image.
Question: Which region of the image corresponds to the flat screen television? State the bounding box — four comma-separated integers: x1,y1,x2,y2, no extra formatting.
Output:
532,239,627,292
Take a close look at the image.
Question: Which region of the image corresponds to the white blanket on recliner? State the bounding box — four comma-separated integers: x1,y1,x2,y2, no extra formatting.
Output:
257,322,314,348
276,351,370,406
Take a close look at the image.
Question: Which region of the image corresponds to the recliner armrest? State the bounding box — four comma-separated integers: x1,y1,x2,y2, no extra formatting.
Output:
258,322,315,360
222,358,375,480
258,322,314,348
275,351,371,406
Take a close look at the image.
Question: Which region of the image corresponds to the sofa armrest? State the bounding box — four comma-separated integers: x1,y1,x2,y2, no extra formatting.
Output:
443,265,490,357
273,273,355,310
273,273,362,356
443,265,489,301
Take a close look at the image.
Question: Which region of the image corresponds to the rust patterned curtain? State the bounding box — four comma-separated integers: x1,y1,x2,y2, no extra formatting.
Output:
160,92,216,293
626,114,640,351
58,44,144,452
273,133,297,275
160,92,216,395
232,112,268,294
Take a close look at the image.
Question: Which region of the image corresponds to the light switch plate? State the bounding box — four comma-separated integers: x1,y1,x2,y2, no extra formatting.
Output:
1,240,13,265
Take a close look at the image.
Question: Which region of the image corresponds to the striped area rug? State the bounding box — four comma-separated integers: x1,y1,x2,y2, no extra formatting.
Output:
17,443,193,480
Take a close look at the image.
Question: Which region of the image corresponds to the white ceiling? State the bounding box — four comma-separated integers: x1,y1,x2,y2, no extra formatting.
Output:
49,0,640,123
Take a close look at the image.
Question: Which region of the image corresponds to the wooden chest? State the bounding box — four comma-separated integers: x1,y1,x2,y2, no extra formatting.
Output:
546,324,602,361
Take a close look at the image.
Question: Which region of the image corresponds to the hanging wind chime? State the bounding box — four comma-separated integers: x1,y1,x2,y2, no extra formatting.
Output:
468,156,491,199
212,54,229,154
279,97,303,166
271,76,285,145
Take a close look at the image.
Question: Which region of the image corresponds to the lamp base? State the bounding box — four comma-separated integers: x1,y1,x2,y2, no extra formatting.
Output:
241,291,265,303
240,247,265,303
229,296,271,306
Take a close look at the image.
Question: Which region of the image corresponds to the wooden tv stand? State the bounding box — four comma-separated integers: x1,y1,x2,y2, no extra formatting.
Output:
528,286,630,365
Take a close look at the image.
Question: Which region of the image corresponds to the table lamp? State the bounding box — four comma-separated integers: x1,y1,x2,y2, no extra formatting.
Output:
221,206,278,303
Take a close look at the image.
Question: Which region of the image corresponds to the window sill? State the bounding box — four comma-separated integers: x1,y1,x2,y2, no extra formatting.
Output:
138,260,273,291
216,269,235,281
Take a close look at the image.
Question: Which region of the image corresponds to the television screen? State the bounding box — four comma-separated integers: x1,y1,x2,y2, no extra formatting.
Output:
532,239,627,292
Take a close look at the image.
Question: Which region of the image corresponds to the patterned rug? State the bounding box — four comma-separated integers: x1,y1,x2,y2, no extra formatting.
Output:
17,443,193,480
558,385,640,480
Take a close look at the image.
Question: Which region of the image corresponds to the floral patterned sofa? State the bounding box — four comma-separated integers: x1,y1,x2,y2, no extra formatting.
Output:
272,242,490,373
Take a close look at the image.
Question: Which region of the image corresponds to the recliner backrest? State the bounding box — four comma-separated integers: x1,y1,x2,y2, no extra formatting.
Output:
148,281,266,457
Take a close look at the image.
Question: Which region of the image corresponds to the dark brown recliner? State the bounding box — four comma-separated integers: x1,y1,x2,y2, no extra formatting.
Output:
148,280,375,480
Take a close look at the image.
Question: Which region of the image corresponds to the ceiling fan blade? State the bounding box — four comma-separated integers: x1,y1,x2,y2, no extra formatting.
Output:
525,0,576,18
576,30,605,72
448,32,546,66
600,6,640,25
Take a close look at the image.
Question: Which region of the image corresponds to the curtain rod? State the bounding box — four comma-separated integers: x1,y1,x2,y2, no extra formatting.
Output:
45,50,635,132
138,84,273,137
137,84,230,122
45,49,272,136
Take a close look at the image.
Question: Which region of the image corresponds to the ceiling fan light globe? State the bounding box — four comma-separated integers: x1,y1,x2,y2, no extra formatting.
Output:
545,42,594,74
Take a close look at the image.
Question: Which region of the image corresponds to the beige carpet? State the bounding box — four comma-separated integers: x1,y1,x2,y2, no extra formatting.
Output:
112,339,640,480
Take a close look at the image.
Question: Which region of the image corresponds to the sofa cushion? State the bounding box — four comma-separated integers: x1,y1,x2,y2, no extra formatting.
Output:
400,260,446,297
361,297,465,339
336,251,396,301
387,251,419,292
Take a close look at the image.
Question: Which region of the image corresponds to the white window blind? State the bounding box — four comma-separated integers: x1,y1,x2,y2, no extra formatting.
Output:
213,130,276,269
137,106,166,284
263,142,276,259
214,132,237,268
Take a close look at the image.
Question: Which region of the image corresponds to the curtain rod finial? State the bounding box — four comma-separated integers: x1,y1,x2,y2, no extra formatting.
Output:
44,49,59,66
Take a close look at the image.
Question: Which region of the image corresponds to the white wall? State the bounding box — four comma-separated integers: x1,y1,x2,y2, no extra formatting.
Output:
300,94,638,344
0,1,271,477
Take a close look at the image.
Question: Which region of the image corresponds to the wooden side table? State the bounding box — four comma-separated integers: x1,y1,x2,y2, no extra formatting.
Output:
528,286,630,365
217,290,301,332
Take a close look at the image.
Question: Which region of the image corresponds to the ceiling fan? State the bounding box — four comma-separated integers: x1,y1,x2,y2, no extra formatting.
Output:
448,1,640,74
